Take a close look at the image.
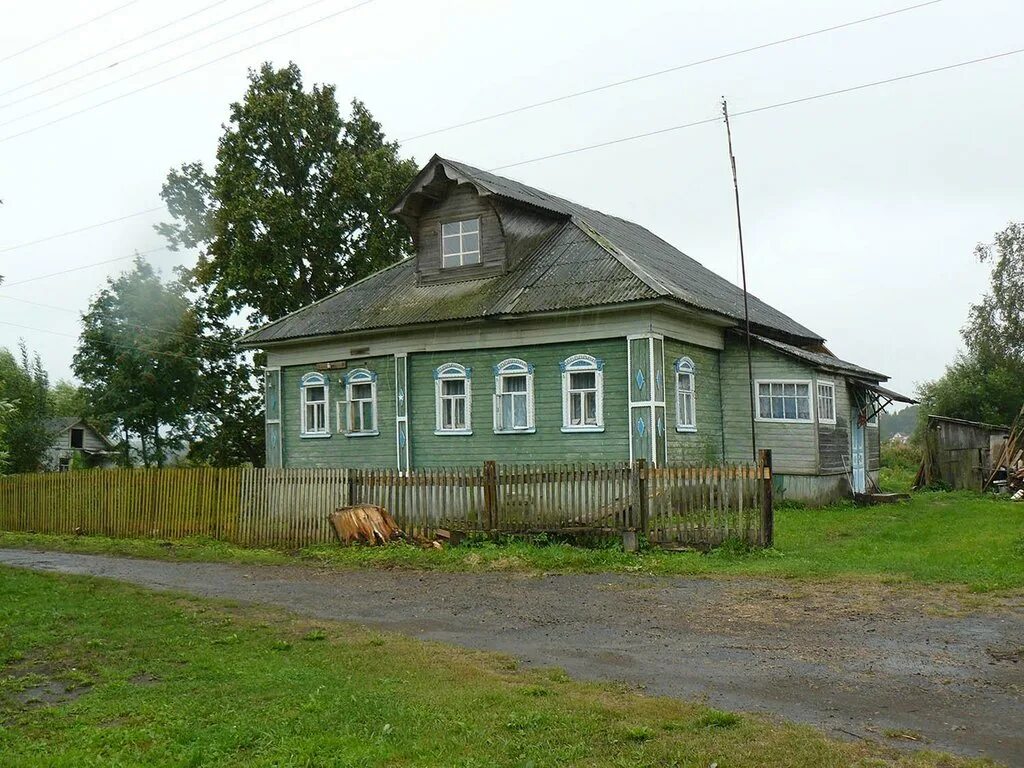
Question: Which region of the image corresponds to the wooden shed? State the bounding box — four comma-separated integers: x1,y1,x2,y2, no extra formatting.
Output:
916,416,1010,490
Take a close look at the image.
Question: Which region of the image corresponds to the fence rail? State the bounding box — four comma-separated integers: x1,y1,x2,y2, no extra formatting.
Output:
0,453,772,549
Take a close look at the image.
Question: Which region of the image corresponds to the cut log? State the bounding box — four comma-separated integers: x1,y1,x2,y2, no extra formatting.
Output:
329,505,403,545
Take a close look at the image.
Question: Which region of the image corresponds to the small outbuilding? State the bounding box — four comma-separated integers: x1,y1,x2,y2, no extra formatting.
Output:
43,418,116,472
915,415,1010,491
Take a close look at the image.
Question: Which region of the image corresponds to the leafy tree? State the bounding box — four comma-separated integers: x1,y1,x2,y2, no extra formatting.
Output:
157,61,417,325
918,222,1024,428
49,380,87,417
73,259,203,468
155,62,416,465
0,343,53,472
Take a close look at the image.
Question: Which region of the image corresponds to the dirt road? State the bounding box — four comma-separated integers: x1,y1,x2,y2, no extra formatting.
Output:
2,549,1021,764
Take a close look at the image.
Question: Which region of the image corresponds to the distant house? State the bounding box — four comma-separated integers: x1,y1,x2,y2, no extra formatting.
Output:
240,155,915,503
888,432,911,445
43,418,116,471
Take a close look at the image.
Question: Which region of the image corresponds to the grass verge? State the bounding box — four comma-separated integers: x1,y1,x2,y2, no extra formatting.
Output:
1,491,1022,592
0,567,999,767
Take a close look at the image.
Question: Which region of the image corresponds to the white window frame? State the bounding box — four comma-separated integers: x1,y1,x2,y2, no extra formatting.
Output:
817,380,837,425
674,357,697,433
299,372,330,438
434,362,472,435
343,368,379,437
560,354,604,433
492,358,535,434
755,379,814,424
440,218,481,268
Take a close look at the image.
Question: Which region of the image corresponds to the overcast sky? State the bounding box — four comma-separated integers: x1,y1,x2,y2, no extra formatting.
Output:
1,0,1021,401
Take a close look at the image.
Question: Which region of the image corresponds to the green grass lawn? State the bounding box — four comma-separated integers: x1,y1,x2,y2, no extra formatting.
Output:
3,491,1022,592
0,567,997,767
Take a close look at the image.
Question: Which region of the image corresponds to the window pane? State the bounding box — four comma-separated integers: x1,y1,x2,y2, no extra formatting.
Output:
570,392,582,424
758,383,770,398
584,391,597,424
352,383,371,400
513,393,528,427
443,398,453,428
771,397,785,419
796,383,810,398
461,232,479,253
500,393,513,429
306,385,324,403
442,235,460,255
503,375,527,393
783,397,797,419
797,398,810,420
758,396,771,419
443,379,465,396
463,250,481,265
461,218,479,233
441,222,459,237
570,371,595,390
454,399,466,428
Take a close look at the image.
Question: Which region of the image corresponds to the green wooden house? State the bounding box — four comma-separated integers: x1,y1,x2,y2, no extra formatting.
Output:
240,156,913,503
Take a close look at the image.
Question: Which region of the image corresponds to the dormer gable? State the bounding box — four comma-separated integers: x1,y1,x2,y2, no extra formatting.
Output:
390,156,564,285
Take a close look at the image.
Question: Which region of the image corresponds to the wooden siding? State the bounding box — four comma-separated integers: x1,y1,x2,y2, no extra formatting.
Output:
265,305,725,369
51,424,108,452
415,185,506,283
407,339,629,467
817,379,852,474
280,357,396,469
721,337,819,474
664,338,723,463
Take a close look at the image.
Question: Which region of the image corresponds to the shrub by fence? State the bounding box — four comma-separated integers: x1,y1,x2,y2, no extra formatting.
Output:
0,453,772,549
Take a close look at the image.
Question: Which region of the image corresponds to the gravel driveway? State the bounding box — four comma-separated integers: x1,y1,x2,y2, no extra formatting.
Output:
1,548,1021,765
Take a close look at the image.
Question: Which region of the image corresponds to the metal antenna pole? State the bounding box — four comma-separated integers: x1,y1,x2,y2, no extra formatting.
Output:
722,98,757,462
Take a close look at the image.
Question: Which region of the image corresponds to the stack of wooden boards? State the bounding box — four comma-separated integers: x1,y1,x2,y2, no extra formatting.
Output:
982,405,1024,499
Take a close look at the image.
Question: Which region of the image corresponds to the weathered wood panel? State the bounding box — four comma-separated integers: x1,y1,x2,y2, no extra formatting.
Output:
415,185,507,283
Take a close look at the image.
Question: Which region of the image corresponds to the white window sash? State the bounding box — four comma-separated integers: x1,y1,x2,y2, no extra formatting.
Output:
561,355,604,432
344,371,378,436
440,218,481,268
754,380,814,423
493,360,535,433
300,374,331,437
817,381,837,425
434,364,472,435
675,368,696,432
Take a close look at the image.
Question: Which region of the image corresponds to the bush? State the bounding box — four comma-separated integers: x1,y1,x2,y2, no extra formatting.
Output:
879,441,922,493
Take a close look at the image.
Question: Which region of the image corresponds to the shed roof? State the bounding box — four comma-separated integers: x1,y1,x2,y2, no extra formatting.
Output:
750,333,887,382
927,415,1010,432
242,156,825,347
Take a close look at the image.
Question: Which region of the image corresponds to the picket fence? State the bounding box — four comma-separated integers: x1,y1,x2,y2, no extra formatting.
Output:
0,453,772,549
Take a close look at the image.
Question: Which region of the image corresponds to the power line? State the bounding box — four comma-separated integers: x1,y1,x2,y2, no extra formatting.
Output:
1,0,281,108
0,293,239,351
0,1,146,66
1,247,169,288
487,46,1024,172
0,0,371,137
0,207,162,254
0,318,220,366
398,0,948,143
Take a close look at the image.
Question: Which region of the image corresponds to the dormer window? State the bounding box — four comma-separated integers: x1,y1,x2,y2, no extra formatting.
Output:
441,218,480,268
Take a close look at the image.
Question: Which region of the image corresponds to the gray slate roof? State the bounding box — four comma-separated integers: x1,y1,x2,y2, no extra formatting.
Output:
242,156,824,345
751,334,887,382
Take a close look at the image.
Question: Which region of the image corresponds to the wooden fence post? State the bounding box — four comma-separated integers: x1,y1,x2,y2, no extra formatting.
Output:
347,469,358,507
633,458,649,534
483,460,498,531
758,449,773,547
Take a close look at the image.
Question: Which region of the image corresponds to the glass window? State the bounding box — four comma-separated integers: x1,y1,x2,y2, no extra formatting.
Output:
817,382,836,424
674,358,696,431
757,381,812,422
561,355,603,431
435,364,472,433
345,370,377,435
300,373,330,436
493,359,534,432
440,219,482,268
